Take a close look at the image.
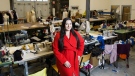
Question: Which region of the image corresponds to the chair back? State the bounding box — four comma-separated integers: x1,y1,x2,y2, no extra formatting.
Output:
79,53,91,67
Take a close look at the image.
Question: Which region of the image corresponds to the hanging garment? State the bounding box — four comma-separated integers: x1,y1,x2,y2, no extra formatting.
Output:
0,12,4,24
86,21,90,34
97,36,105,50
104,44,117,63
3,14,9,25
117,44,130,58
50,24,55,40
62,11,68,19
9,10,13,19
6,12,12,23
13,10,18,24
53,31,84,76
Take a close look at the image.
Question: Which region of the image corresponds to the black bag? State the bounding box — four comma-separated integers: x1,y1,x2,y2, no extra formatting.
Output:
83,44,94,55
91,47,103,57
13,50,23,61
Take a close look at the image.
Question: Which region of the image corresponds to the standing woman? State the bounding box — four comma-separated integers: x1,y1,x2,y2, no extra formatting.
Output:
53,18,84,76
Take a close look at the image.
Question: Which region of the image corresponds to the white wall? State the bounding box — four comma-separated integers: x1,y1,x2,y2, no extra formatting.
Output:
69,0,111,14
110,0,135,20
0,0,10,11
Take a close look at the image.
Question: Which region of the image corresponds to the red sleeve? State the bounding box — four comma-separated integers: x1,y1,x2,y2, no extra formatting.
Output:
75,31,84,56
53,33,67,64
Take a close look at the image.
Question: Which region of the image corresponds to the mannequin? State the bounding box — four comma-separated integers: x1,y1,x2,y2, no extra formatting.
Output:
26,11,31,23
3,13,9,25
9,10,13,20
75,10,80,18
62,9,68,19
30,10,36,23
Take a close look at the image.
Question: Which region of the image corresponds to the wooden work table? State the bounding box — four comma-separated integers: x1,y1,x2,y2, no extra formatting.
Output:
0,23,47,33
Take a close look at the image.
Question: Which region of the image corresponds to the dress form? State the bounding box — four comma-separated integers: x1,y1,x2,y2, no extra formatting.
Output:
62,9,68,19
30,10,36,23
3,14,9,25
75,10,80,18
26,11,31,23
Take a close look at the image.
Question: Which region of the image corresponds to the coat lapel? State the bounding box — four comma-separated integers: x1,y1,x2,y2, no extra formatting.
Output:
64,33,77,48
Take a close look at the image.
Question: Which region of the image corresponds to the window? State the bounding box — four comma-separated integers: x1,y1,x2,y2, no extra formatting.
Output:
17,0,23,1
37,0,42,1
17,0,48,1
24,0,31,1
43,0,48,1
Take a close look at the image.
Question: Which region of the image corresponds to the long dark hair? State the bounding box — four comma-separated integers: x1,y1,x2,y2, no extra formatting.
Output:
58,18,80,51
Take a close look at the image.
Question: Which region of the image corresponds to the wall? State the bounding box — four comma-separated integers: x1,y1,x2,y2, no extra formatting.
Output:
0,0,10,11
69,0,111,14
110,0,135,20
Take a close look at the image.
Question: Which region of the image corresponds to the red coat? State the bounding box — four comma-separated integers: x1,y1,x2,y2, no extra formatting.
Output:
53,31,84,76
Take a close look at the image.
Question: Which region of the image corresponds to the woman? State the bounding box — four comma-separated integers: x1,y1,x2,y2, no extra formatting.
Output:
53,18,84,76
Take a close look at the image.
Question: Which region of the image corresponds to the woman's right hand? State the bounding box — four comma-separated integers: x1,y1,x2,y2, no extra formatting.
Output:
64,61,71,68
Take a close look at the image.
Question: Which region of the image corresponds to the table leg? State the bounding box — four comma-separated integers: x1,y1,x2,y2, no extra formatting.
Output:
24,62,29,76
9,65,14,76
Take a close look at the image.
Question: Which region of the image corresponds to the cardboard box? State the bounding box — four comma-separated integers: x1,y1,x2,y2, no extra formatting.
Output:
90,57,99,67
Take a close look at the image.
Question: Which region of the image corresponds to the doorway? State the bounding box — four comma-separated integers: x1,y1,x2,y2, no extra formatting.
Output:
122,5,131,21
111,5,120,21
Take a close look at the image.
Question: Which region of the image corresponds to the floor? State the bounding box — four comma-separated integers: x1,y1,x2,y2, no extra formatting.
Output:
1,47,135,76
81,47,135,76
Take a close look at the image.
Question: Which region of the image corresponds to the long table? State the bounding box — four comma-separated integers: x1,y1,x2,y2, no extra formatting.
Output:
80,31,117,41
114,29,135,41
14,50,53,76
80,16,115,22
0,23,47,33
0,61,14,76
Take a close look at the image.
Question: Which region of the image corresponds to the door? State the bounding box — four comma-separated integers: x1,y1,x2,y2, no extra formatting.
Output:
24,3,32,16
36,2,49,18
122,5,131,21
36,3,42,17
42,3,49,18
15,3,25,18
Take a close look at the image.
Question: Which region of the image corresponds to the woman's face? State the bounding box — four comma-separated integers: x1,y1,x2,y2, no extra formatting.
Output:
65,20,72,31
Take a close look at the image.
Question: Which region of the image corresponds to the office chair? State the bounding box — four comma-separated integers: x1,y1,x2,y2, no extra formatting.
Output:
51,64,59,76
